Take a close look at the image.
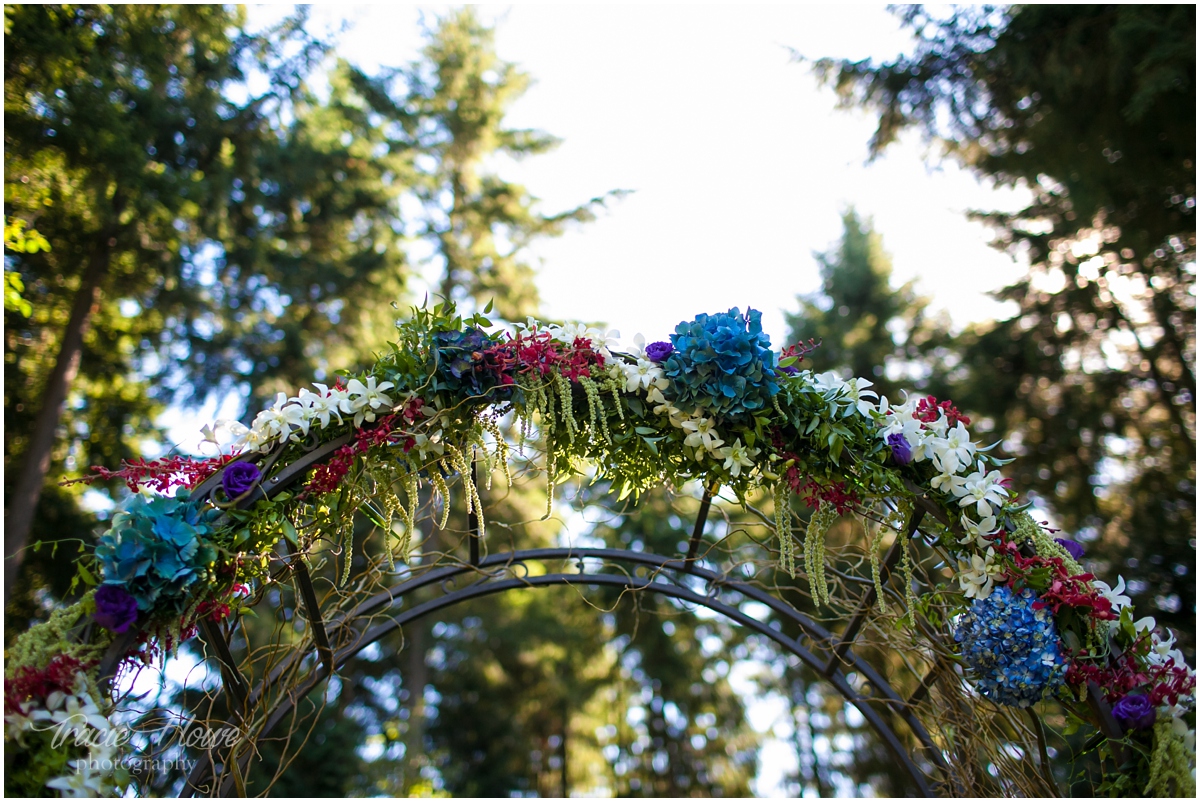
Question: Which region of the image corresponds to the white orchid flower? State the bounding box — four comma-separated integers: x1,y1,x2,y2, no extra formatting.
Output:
346,377,395,427
845,377,880,417
412,429,445,460
924,410,950,437
890,392,921,420
647,387,686,427
951,461,1009,518
682,415,724,453
811,371,846,395
622,358,665,393
930,421,976,474
46,760,105,797
957,513,1000,549
1093,576,1132,614
550,322,620,359
300,384,345,429
5,704,35,744
628,332,648,359
929,469,959,495
715,438,758,477
31,692,110,733
250,392,310,445
957,548,1000,600
1171,716,1196,753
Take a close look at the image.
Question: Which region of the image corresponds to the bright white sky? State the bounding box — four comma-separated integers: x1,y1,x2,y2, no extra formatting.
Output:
269,4,1031,349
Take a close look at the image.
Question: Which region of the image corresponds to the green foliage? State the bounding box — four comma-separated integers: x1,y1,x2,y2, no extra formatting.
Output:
3,217,48,317
810,4,1196,656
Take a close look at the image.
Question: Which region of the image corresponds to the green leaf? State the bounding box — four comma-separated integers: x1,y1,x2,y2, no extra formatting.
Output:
634,426,657,435
77,562,98,586
281,519,299,546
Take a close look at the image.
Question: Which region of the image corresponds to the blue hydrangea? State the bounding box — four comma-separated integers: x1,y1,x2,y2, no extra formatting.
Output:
954,585,1067,708
432,327,508,399
661,308,779,419
95,489,220,614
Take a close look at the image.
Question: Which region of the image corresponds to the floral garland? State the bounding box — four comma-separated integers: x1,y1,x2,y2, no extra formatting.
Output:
5,303,1195,796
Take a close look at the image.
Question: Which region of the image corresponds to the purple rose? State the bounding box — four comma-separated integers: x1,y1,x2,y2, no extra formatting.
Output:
887,432,913,465
1112,694,1156,731
94,584,139,634
645,341,674,362
223,461,262,499
1055,538,1085,561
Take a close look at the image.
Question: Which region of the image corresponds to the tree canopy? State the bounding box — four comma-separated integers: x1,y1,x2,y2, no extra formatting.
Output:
811,3,1196,653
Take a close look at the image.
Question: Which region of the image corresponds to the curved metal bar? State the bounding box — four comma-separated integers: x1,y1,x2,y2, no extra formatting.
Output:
328,547,931,731
187,552,949,796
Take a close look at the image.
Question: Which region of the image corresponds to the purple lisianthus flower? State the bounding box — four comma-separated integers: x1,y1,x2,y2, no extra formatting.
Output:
222,461,262,499
644,341,674,362
887,432,913,465
1112,694,1156,731
1055,538,1085,561
94,584,139,633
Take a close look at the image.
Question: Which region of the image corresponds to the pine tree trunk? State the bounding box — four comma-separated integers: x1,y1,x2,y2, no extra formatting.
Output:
4,235,111,603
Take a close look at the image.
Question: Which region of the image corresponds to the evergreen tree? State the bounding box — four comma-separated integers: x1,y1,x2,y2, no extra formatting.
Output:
809,4,1196,652
786,209,949,401
3,6,415,613
350,7,624,321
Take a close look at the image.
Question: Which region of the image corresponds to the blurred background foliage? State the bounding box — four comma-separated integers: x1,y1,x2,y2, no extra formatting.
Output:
4,4,1193,796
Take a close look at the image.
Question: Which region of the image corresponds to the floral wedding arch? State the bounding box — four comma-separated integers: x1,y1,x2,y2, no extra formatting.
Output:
5,303,1195,796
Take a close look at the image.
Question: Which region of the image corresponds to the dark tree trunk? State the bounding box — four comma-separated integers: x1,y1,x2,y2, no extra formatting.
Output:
5,233,112,603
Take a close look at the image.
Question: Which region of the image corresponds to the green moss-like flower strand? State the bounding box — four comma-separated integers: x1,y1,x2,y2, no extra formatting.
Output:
805,501,835,608
555,373,577,444
774,483,796,578
1145,719,1197,797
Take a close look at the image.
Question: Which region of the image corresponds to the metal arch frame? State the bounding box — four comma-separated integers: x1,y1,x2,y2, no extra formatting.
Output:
184,546,950,797
135,439,1124,797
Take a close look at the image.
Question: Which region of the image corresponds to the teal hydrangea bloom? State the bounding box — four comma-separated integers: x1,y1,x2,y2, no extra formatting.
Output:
95,488,220,614
661,307,779,419
955,585,1067,708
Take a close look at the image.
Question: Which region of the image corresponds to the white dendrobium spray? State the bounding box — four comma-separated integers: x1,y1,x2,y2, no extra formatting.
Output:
1093,576,1133,615
548,321,620,361
810,371,879,417
412,429,445,461
250,392,311,446
296,384,346,429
